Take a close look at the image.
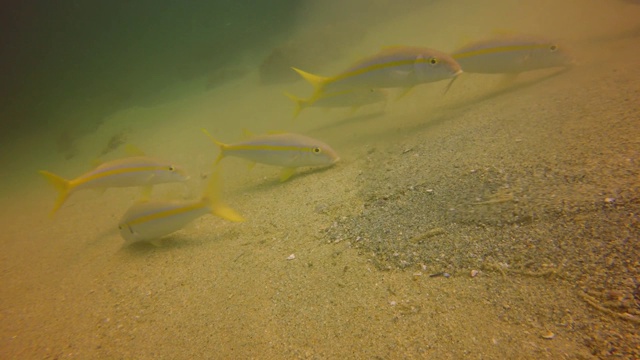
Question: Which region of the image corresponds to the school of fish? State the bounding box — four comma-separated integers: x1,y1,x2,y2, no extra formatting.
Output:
40,33,574,245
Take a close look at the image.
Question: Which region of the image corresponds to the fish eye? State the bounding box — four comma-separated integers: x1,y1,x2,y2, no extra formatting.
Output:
312,147,322,154
549,44,558,52
429,57,438,65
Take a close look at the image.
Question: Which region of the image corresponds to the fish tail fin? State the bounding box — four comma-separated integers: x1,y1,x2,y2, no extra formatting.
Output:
291,67,328,101
39,170,71,216
202,170,245,223
213,153,224,167
201,128,227,166
283,92,308,119
291,67,327,90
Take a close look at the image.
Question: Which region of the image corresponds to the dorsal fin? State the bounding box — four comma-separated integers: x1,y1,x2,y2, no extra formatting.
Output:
241,128,255,139
266,130,287,135
125,144,146,157
91,158,104,168
380,45,407,51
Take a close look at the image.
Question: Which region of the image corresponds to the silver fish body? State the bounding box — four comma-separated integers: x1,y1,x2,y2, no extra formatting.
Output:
118,172,244,244
40,156,188,215
221,133,339,168
70,157,187,190
119,200,211,243
453,36,573,74
331,46,462,91
292,46,462,104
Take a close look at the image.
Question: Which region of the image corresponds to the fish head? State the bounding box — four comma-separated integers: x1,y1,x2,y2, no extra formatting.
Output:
304,142,340,167
414,51,463,83
153,162,190,183
118,222,142,244
529,42,574,69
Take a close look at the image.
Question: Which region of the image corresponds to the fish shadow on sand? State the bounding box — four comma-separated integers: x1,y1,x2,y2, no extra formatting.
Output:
357,68,572,145
230,164,339,196
118,235,206,255
307,68,569,137
456,67,571,106
309,111,387,132
83,226,119,248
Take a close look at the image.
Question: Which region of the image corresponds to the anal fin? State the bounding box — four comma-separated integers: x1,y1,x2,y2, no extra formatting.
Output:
279,167,296,182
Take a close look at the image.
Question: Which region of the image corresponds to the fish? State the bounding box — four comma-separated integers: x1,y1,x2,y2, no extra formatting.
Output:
284,88,387,118
39,156,189,216
291,46,462,105
118,171,244,245
452,36,573,74
202,129,339,181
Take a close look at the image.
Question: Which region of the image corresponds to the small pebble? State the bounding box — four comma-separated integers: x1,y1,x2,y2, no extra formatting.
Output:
471,270,479,277
541,331,555,340
286,254,296,260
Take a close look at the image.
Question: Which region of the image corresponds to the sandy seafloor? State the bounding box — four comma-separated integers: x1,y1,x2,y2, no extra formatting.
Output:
1,1,639,359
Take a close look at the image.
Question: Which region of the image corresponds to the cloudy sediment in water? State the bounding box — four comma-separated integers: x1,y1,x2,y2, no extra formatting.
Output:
1,0,639,358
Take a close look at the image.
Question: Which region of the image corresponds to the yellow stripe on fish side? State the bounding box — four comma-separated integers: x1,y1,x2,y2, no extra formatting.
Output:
126,202,204,227
229,144,319,153
76,165,171,185
453,44,551,59
331,57,439,84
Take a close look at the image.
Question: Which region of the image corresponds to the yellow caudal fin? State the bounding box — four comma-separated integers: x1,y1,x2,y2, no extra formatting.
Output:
39,170,72,216
202,170,245,223
291,67,328,96
201,128,227,166
283,92,308,119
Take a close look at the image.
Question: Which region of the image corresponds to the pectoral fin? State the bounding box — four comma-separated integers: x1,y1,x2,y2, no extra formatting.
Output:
279,168,296,182
396,86,415,100
149,239,163,247
92,188,107,196
140,185,153,201
498,73,519,87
